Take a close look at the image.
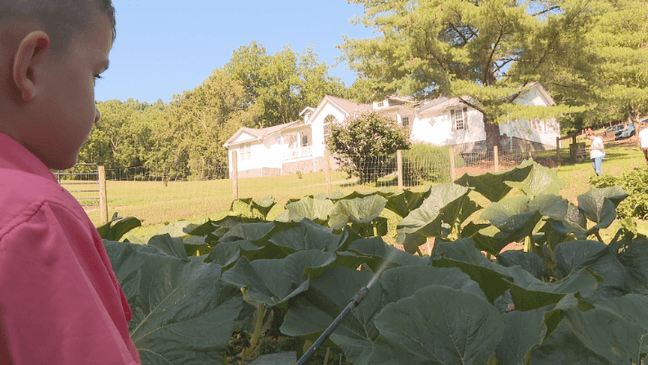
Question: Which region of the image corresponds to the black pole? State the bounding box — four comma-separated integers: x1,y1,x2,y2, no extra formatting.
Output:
295,286,369,365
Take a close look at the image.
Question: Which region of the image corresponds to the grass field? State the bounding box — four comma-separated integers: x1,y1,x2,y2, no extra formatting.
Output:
80,133,648,243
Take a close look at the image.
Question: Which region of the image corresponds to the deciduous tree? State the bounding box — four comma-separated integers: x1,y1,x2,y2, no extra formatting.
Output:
341,0,598,149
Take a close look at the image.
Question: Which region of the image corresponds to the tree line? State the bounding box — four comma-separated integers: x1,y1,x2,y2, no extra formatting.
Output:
81,43,354,179
80,0,648,178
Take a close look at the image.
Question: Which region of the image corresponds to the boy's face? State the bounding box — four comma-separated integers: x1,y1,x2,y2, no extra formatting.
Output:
24,11,113,169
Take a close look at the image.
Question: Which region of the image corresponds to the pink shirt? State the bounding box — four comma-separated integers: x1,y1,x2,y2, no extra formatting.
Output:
0,133,140,364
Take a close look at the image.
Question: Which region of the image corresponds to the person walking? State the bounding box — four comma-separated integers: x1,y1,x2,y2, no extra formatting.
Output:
588,132,605,176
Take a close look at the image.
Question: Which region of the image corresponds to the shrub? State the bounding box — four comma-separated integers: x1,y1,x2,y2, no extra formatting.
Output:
327,111,409,183
402,144,464,185
590,166,648,219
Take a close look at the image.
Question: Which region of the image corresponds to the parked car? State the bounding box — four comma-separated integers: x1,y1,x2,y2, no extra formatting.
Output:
640,118,648,125
605,124,624,135
615,123,635,140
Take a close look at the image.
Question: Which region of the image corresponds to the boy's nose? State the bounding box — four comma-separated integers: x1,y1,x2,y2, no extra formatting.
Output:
95,106,101,124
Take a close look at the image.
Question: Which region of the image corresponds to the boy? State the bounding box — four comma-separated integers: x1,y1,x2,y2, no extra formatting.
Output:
0,1,141,364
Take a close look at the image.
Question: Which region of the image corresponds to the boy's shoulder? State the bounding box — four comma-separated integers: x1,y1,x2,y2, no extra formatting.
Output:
0,168,83,234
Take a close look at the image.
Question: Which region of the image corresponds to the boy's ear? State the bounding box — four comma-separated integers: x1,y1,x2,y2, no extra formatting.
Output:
12,31,51,102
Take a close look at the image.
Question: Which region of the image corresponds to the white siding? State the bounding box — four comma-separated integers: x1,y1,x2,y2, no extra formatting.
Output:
310,104,347,158
411,108,485,146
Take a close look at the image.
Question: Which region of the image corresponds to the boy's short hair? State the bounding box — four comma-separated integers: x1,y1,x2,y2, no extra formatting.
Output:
0,0,116,55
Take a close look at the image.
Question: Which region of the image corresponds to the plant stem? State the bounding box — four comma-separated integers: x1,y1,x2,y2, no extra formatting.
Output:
524,235,534,254
323,347,331,365
243,303,266,358
595,231,604,243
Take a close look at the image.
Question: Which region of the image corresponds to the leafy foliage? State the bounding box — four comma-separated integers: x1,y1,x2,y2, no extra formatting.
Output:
327,111,409,183
401,144,458,184
341,0,591,149
101,161,648,365
590,166,648,219
80,42,346,178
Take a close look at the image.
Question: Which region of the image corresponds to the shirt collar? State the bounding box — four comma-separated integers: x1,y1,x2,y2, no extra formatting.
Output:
0,132,57,183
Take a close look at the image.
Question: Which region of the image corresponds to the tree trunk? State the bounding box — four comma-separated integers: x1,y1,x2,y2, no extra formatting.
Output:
483,115,503,153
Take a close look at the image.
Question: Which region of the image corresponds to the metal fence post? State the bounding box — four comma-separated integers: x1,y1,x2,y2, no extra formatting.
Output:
98,165,109,224
232,151,239,200
397,150,403,191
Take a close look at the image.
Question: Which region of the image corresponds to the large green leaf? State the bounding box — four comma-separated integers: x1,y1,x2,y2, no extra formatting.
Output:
496,309,546,365
281,267,382,365
433,257,510,303
380,265,485,304
578,193,615,229
396,183,471,244
383,187,431,217
274,196,335,224
614,238,648,292
550,204,589,238
432,237,493,266
553,240,627,294
368,286,504,365
104,241,242,364
595,294,648,353
229,195,277,219
221,250,335,308
219,221,275,243
497,250,544,279
346,237,431,272
204,240,260,268
454,159,534,202
269,219,341,253
504,162,564,197
530,307,644,364
96,216,142,241
328,195,388,230
147,234,188,260
153,220,194,237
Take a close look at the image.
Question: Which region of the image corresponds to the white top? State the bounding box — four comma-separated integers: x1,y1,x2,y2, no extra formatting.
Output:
590,136,605,158
639,128,648,148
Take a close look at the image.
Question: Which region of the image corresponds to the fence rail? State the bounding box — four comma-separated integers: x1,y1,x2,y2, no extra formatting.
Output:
66,144,565,226
56,163,108,223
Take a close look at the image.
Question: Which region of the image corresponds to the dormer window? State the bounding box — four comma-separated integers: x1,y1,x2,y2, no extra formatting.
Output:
402,117,409,127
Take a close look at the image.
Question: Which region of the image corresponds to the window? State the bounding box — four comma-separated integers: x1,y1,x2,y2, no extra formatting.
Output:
324,115,336,140
302,135,309,146
452,108,468,131
376,101,384,108
402,117,409,127
240,143,251,161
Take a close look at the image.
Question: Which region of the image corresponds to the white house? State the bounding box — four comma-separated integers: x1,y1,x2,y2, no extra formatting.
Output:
223,83,560,178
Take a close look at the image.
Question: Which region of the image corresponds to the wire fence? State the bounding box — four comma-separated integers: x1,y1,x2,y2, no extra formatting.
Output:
65,148,562,228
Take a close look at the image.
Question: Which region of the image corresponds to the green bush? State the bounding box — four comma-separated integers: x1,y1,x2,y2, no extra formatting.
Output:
402,144,464,185
590,166,648,219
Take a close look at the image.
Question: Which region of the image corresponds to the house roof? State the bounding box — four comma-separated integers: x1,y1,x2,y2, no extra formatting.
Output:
223,121,304,148
325,95,372,115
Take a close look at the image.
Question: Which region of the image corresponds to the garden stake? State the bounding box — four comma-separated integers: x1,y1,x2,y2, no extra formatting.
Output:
295,286,369,365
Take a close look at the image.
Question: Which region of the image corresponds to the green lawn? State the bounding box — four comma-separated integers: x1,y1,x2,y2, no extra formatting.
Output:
83,139,648,243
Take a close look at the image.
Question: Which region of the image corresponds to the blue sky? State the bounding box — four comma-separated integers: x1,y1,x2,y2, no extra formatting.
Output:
95,1,375,104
